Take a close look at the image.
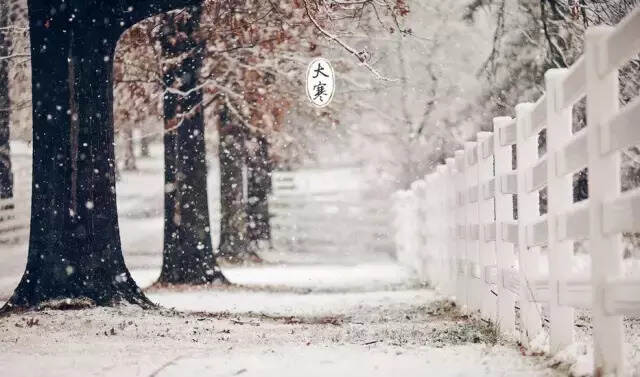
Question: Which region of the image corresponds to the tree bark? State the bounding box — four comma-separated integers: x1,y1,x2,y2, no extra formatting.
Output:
157,5,226,285
217,105,252,263
2,0,202,312
140,134,151,157
246,133,271,245
122,127,137,171
0,1,13,200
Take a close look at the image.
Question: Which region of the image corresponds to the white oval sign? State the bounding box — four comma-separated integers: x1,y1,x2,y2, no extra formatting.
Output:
306,58,335,108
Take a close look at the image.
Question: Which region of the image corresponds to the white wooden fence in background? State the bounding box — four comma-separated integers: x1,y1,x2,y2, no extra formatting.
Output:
271,170,393,258
0,195,29,243
0,144,31,245
393,8,640,375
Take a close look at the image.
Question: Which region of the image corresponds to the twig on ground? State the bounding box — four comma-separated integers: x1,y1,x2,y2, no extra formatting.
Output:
148,355,185,377
231,318,260,326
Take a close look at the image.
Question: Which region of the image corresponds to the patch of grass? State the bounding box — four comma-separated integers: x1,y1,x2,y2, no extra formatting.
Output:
423,300,501,347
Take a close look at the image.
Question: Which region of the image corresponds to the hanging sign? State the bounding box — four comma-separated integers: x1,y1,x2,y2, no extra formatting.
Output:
306,58,335,108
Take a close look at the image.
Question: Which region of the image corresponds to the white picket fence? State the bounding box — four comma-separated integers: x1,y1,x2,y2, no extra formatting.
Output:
0,143,31,245
0,196,29,243
393,9,640,375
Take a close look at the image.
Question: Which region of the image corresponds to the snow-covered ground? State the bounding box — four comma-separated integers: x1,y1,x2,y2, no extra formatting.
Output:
0,262,566,377
1,143,568,376
0,142,396,301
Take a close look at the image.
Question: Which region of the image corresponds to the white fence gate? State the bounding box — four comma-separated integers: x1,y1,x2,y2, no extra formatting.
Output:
271,169,393,258
393,9,640,375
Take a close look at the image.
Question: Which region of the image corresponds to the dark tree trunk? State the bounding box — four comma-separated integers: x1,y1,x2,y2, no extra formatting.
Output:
247,134,272,245
122,127,137,171
140,134,151,157
217,105,252,263
0,1,13,200
2,0,202,312
157,5,226,285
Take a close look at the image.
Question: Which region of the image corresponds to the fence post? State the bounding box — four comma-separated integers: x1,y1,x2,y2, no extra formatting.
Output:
493,116,517,335
464,142,481,314
477,131,496,321
454,150,468,309
446,158,458,297
427,173,438,285
585,26,624,375
436,165,450,290
391,192,404,266
413,179,428,282
423,176,432,285
429,173,438,288
545,68,575,353
515,103,544,347
411,187,422,275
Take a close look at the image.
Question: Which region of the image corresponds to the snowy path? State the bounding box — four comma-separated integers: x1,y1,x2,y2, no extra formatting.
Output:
1,146,567,376
0,263,567,377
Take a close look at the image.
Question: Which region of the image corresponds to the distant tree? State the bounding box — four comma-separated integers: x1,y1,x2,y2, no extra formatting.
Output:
3,0,30,143
155,5,227,284
140,135,151,157
0,0,12,200
217,103,253,262
246,133,272,246
200,0,371,260
0,0,27,199
121,126,138,171
114,23,162,171
199,0,283,262
2,0,204,312
112,0,410,264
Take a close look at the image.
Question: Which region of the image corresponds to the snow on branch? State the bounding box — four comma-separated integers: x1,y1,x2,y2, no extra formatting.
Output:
302,0,397,81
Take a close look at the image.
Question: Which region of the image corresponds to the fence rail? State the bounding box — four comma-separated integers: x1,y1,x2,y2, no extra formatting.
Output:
393,8,640,375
